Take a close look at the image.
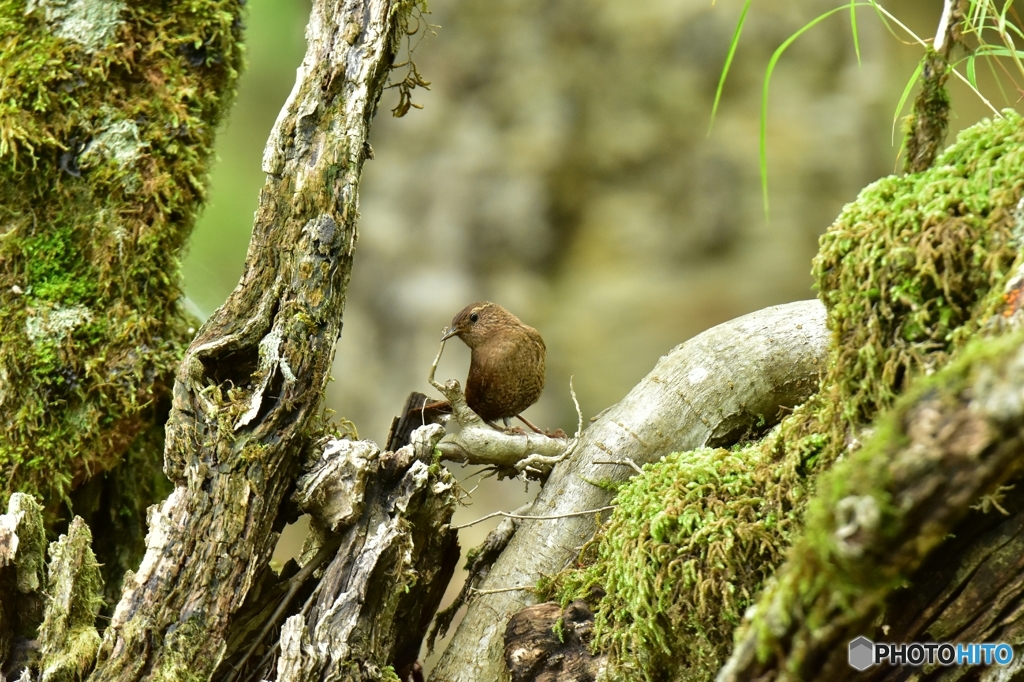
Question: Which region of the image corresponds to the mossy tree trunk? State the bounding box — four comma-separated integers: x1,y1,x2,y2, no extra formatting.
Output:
0,0,244,592
0,0,462,679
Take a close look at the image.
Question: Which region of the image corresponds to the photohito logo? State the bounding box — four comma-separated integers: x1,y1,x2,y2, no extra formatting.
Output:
848,637,1014,670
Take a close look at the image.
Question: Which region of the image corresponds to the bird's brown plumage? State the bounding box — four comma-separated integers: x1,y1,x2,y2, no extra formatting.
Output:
442,301,546,423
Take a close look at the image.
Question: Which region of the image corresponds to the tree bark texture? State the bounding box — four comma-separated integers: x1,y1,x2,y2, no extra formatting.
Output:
432,299,830,681
85,0,417,679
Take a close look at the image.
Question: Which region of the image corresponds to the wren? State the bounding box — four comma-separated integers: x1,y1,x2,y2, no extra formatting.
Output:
441,301,546,431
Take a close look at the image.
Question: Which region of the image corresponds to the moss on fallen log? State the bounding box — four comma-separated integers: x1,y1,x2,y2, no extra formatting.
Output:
540,111,1024,682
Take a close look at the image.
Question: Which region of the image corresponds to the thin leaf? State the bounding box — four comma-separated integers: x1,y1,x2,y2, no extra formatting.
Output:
850,0,861,65
984,52,1012,106
970,45,1024,58
761,5,850,218
967,54,978,88
708,0,752,136
950,66,1002,115
891,59,923,146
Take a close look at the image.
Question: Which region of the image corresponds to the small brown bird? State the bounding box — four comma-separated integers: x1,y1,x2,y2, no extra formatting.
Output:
441,301,546,431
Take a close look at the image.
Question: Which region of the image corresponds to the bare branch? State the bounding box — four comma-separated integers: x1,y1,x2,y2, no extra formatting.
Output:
450,506,616,531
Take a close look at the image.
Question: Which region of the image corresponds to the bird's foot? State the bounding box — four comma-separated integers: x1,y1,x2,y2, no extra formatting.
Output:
489,420,528,435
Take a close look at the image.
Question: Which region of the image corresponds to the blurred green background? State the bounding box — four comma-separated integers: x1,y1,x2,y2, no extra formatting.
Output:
181,0,1017,668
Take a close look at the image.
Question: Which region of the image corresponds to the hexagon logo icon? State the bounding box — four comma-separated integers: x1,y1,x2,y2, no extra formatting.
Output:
849,636,875,671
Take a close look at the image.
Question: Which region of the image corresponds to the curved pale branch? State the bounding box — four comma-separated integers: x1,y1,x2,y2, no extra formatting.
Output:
432,299,830,681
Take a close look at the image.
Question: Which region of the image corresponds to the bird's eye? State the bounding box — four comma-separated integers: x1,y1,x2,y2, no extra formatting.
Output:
470,312,479,323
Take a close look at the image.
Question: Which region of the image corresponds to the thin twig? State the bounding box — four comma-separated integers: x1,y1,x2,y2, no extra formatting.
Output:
226,537,342,682
428,337,447,392
594,457,644,475
569,375,583,438
451,505,616,531
469,585,539,596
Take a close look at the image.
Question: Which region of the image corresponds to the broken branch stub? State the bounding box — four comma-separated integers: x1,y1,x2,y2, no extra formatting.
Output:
275,458,460,681
0,494,47,670
432,299,830,681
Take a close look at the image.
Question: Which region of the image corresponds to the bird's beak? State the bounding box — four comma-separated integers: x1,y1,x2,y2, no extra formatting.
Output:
440,326,459,341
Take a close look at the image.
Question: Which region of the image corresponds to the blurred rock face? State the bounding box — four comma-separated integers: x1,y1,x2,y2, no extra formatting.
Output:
333,0,913,442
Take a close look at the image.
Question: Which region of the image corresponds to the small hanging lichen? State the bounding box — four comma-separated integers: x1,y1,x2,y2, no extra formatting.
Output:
543,111,1024,681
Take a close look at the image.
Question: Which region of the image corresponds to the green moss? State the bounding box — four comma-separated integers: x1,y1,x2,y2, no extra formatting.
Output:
0,0,245,507
7,493,47,594
747,329,1024,660
150,615,218,682
38,517,105,682
815,110,1022,430
547,112,1024,680
549,447,783,682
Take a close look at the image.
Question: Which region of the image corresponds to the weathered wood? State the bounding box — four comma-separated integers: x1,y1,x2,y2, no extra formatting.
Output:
855,492,1024,682
504,601,603,682
432,299,830,681
0,494,47,675
274,457,459,681
38,518,104,682
87,0,417,679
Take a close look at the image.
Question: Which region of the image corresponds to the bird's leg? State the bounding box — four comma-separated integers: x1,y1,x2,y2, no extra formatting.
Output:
516,414,545,434
483,417,528,435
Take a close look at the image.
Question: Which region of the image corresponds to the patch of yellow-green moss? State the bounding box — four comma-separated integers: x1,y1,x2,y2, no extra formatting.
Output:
545,112,1024,681
547,447,783,681
6,493,48,594
0,0,244,507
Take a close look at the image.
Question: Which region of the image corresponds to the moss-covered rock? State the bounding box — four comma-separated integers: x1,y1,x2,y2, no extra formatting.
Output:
546,111,1024,681
0,0,244,505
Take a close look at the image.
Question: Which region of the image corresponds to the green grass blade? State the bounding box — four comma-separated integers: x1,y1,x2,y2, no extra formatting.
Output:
970,45,1024,58
761,5,849,218
984,52,1012,105
891,58,924,145
850,0,861,65
967,54,978,88
709,0,753,136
